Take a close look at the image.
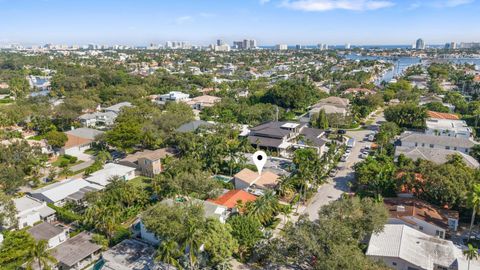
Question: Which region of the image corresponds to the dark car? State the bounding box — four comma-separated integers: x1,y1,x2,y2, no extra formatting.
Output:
338,129,346,135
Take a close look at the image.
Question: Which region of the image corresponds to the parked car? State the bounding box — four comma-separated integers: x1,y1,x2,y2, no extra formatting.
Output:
338,129,347,135
329,169,337,177
360,152,369,159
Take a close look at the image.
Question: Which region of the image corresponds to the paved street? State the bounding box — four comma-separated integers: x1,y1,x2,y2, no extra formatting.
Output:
303,112,385,220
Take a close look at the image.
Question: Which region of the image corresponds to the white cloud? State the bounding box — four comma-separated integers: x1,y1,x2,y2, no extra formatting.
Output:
280,0,395,11
409,0,474,9
439,0,474,7
175,15,194,24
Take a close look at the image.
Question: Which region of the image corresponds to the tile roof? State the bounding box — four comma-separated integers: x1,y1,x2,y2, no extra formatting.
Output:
383,197,459,230
64,133,93,148
121,148,176,163
428,111,460,120
234,168,280,189
395,146,479,168
312,96,349,109
208,190,257,208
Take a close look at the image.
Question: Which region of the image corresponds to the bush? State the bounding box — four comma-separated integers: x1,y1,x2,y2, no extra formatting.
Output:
110,227,131,246
47,203,81,224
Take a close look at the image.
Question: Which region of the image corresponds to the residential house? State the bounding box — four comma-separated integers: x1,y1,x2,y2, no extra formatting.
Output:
78,102,132,128
13,196,56,229
119,148,175,177
248,121,326,157
343,88,376,95
29,178,103,206
60,128,104,156
427,111,460,120
133,198,229,245
28,222,67,249
176,120,214,133
309,96,349,117
395,146,479,169
101,239,173,270
85,163,136,187
234,168,279,195
155,91,190,104
366,224,477,270
383,197,459,239
398,132,477,154
208,189,257,212
425,118,472,138
186,95,221,110
52,232,102,270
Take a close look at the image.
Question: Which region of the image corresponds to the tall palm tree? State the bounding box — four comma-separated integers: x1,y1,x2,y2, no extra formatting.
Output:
156,240,183,270
467,184,480,240
247,191,279,225
26,240,57,270
181,220,203,270
464,244,479,270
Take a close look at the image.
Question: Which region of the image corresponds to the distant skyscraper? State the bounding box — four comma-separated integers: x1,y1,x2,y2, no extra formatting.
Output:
415,38,425,50
276,44,288,51
249,39,257,49
295,44,302,50
345,43,351,49
217,39,225,46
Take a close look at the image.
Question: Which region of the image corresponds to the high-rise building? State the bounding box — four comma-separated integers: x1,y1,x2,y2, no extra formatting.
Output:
233,39,257,50
276,44,288,51
249,39,257,49
415,38,425,50
317,43,328,50
345,43,351,49
295,44,302,50
217,39,225,46
445,42,457,50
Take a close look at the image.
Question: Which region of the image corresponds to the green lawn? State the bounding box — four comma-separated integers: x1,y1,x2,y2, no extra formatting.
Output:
28,134,44,141
52,155,82,167
128,176,151,189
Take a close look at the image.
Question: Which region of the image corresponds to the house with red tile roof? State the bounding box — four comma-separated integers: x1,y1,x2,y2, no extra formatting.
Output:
383,197,459,239
427,110,460,120
208,190,257,210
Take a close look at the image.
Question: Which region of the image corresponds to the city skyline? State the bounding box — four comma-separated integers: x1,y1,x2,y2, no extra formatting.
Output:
1,0,479,45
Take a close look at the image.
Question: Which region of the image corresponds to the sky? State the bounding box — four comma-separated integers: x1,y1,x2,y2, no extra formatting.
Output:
0,0,479,46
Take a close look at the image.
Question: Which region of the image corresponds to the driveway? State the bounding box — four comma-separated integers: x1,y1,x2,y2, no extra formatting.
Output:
302,112,385,220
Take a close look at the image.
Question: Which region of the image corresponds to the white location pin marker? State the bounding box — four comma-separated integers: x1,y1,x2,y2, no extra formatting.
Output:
252,151,267,176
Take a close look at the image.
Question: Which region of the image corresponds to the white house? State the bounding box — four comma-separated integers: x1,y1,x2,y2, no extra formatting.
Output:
29,178,103,206
28,222,68,249
156,91,190,103
85,163,136,187
367,224,477,270
399,132,477,154
13,196,56,229
425,118,472,138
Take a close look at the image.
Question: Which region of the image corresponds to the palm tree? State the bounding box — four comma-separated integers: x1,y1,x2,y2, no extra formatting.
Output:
246,191,279,225
156,240,183,270
467,184,480,241
181,220,203,270
26,240,57,270
464,244,479,270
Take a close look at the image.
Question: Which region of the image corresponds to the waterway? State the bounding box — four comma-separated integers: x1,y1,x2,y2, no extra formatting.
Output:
344,54,480,84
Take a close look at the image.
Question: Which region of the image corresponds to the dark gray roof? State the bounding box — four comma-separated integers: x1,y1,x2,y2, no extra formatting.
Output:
250,121,306,138
176,120,213,133
53,232,101,267
248,135,283,148
300,128,326,147
28,222,64,241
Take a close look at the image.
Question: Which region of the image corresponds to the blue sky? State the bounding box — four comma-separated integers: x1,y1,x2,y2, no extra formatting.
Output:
0,0,479,45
